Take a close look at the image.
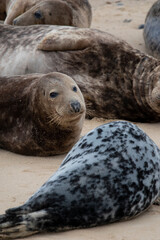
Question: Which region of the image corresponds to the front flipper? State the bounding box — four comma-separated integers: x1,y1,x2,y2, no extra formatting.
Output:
153,196,160,205
37,28,93,51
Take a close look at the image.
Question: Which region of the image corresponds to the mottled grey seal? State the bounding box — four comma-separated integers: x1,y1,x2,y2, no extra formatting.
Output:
0,120,160,239
1,25,160,122
3,0,92,27
0,72,86,156
144,0,160,58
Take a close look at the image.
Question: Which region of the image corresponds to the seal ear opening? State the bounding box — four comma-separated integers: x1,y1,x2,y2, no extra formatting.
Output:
37,30,91,51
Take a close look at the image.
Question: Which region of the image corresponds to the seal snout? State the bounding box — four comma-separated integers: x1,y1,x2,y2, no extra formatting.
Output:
70,100,81,113
13,19,17,25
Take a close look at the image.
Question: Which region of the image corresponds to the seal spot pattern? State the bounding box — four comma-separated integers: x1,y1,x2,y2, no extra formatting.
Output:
0,121,160,239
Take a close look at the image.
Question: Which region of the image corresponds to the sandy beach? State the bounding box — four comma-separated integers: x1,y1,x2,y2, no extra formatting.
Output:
1,0,160,239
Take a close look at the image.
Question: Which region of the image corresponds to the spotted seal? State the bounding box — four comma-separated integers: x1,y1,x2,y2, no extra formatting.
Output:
144,0,160,58
1,25,160,122
3,0,92,27
0,120,160,239
0,72,86,156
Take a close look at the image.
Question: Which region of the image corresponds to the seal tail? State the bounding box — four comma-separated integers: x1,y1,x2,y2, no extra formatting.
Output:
0,207,48,239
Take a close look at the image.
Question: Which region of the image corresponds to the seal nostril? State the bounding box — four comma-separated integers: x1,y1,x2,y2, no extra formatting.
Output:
71,101,81,113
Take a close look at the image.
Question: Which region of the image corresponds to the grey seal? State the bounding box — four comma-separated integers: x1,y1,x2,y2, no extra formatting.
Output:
1,24,160,122
3,0,92,27
0,121,160,239
0,72,86,156
144,0,160,58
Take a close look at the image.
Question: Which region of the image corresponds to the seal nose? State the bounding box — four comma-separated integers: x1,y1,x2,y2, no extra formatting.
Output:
13,19,17,25
71,101,81,113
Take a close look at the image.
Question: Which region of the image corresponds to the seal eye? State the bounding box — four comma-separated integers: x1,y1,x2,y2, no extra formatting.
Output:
73,86,77,92
50,92,59,98
34,11,42,19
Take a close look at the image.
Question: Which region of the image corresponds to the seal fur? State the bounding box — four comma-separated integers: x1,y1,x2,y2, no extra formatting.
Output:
0,0,6,20
144,0,160,59
1,25,160,122
3,0,92,27
0,72,86,156
0,121,160,239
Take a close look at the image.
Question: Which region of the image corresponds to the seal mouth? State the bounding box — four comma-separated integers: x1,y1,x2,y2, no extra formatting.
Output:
47,109,85,126
68,111,85,120
55,103,85,117
57,108,85,119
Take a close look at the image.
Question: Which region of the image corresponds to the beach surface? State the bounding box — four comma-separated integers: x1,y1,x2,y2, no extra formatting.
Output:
1,0,160,239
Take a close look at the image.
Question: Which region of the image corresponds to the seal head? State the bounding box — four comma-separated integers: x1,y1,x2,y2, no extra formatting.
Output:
0,72,86,156
12,0,73,26
4,0,92,27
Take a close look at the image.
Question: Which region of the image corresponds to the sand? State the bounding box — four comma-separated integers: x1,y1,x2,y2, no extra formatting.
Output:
1,0,160,239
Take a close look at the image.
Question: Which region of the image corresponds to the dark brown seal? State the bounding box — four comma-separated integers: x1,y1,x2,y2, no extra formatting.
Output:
1,24,160,122
0,0,6,20
144,0,160,58
0,72,86,156
3,0,92,27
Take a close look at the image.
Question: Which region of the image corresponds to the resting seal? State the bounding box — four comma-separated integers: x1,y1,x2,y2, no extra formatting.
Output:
144,0,160,58
0,72,86,156
3,0,92,27
0,1,6,20
1,25,160,122
0,121,160,239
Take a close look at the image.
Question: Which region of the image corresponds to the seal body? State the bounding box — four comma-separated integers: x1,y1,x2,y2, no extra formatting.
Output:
0,72,86,156
144,0,160,58
0,121,160,239
0,0,6,20
1,25,160,122
3,0,92,27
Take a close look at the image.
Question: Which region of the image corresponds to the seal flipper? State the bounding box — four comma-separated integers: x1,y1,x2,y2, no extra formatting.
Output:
4,0,24,25
0,209,46,239
37,29,92,51
0,207,75,239
0,225,36,239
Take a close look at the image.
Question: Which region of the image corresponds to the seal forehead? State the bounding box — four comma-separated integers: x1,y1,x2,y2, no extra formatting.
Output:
39,72,80,90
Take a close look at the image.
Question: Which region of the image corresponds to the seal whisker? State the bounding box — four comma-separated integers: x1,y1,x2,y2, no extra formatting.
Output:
47,114,62,126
